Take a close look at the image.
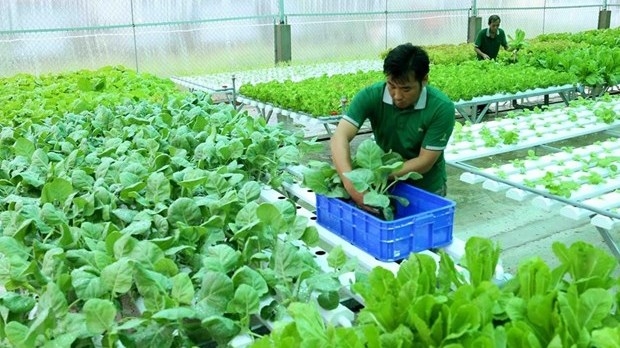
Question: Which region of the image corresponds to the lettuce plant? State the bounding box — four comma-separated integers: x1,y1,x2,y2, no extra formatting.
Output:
508,29,528,51
254,238,620,347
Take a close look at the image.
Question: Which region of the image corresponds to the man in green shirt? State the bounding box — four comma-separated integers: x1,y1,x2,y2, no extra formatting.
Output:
474,14,510,60
331,43,455,212
474,15,518,112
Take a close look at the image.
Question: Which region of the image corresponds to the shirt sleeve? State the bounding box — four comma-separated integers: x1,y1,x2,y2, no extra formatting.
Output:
343,85,374,129
474,29,484,48
422,101,455,151
501,29,508,48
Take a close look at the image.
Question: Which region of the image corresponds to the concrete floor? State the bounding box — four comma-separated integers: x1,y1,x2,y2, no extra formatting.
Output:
225,93,618,275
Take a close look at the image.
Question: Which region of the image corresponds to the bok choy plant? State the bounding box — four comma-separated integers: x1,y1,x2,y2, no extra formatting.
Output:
302,138,421,220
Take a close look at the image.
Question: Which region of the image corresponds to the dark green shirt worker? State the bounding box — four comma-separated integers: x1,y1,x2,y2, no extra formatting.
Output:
331,43,455,212
474,14,509,60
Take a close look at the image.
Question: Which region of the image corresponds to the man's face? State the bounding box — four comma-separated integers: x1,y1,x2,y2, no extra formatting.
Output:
489,20,501,34
386,74,426,109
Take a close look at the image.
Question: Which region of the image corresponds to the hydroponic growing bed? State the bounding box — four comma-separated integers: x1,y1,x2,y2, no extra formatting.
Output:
448,96,620,259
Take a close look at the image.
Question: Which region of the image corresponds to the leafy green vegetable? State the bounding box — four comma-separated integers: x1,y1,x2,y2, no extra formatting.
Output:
0,66,181,125
303,138,421,220
463,237,500,287
508,29,528,52
0,80,332,346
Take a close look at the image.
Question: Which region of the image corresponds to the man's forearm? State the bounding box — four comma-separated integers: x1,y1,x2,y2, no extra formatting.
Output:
330,135,354,183
391,154,437,178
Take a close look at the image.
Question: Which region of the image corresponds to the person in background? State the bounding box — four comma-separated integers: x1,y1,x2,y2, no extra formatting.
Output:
474,15,518,113
474,14,511,60
330,43,455,212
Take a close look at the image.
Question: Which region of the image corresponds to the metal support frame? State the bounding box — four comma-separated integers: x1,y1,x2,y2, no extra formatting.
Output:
170,75,243,111
596,226,620,260
454,85,577,123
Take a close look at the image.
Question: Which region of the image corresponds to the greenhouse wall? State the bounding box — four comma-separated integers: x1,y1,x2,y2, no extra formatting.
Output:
0,0,618,78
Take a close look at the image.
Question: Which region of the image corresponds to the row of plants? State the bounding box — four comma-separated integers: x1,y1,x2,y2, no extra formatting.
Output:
186,27,617,95
446,95,620,158
0,66,181,126
239,62,577,117
534,28,620,50
478,136,620,199
184,41,482,96
424,27,620,67
237,27,620,117
1,70,618,348
522,45,620,93
0,81,374,347
523,151,615,199
184,60,382,93
253,237,620,347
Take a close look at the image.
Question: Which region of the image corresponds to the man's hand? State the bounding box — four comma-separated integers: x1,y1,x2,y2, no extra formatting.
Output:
481,53,491,60
344,182,379,215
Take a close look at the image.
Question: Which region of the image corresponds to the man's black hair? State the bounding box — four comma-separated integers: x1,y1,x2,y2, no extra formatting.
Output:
488,14,501,24
383,43,429,84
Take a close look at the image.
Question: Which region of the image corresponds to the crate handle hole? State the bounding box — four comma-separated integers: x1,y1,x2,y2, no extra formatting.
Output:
315,250,326,256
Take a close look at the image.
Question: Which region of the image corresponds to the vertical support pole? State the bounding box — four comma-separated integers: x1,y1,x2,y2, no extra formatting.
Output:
278,0,285,24
383,0,388,50
231,74,236,104
598,10,611,29
467,0,481,43
129,0,140,72
274,0,291,64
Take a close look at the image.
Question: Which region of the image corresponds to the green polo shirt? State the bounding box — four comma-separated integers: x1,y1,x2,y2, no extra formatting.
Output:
344,82,455,193
475,28,508,60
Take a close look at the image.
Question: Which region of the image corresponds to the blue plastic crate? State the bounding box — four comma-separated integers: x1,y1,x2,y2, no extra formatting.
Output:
316,182,455,262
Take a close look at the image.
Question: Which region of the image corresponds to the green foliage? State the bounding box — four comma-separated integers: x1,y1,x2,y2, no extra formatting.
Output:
379,47,392,60
240,61,577,116
0,83,335,347
256,239,620,347
504,29,528,63
425,43,477,65
240,27,620,116
507,29,528,51
240,71,382,117
302,139,421,220
594,105,617,124
0,66,182,125
463,237,500,288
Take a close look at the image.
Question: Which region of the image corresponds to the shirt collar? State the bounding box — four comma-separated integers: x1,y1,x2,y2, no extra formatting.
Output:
486,28,499,37
383,84,427,110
